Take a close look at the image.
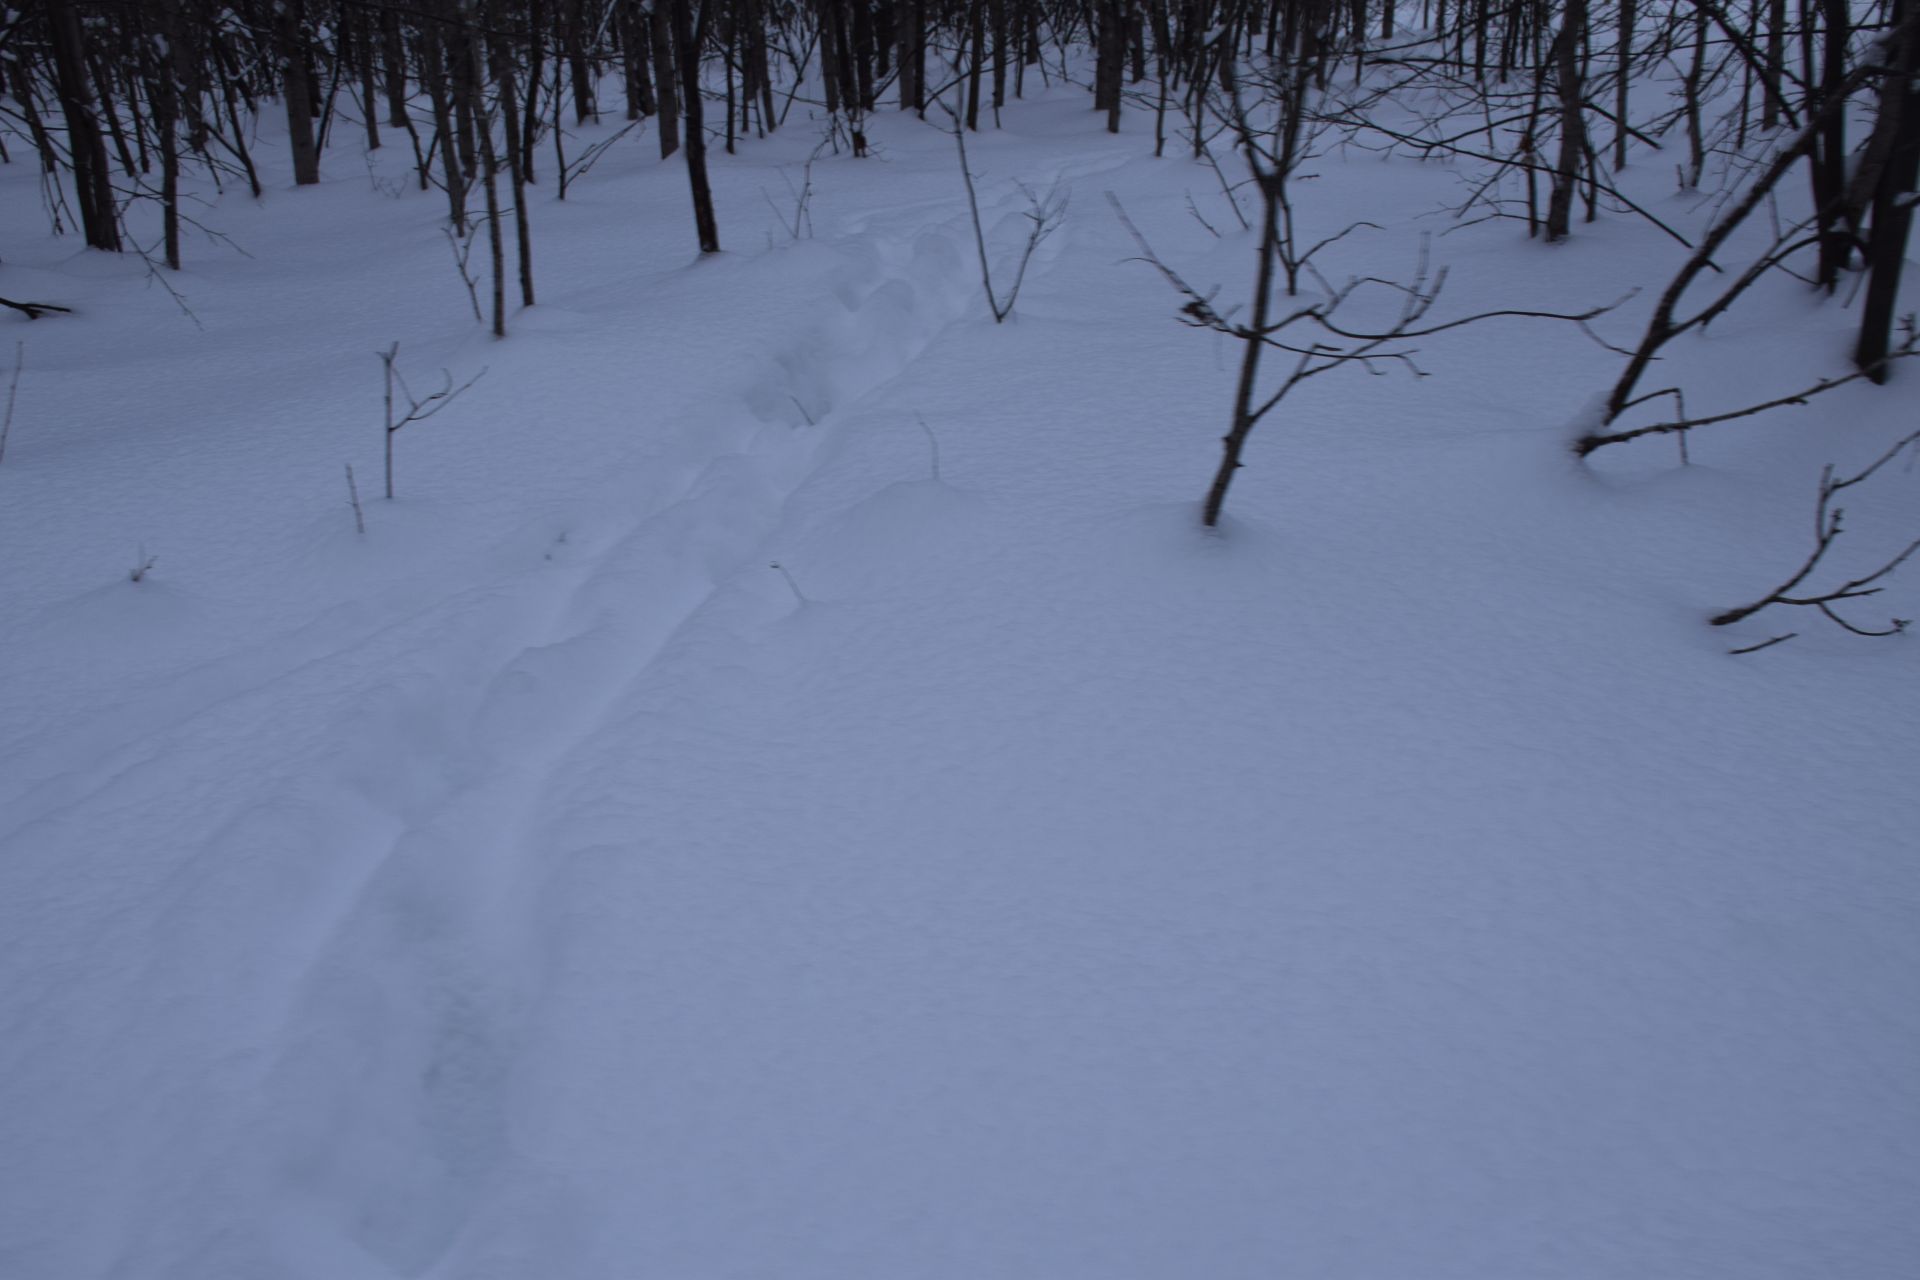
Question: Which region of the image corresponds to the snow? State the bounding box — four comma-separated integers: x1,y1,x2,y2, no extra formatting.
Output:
2,71,1918,1280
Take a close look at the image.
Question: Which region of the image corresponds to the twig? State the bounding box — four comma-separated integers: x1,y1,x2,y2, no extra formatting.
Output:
0,342,21,464
345,462,366,535
1711,424,1920,640
915,413,942,481
769,561,808,606
1728,632,1797,654
1576,324,1920,456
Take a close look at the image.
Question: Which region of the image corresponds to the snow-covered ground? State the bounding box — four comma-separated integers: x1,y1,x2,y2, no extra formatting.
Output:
2,67,1917,1280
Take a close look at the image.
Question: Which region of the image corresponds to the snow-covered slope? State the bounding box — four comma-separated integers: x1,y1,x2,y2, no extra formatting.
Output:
2,78,1916,1280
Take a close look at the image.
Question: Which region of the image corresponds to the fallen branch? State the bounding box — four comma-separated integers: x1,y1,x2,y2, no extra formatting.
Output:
0,295,71,320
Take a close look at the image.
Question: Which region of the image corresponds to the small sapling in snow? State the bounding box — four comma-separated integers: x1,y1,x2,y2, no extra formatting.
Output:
941,99,1066,324
379,342,486,500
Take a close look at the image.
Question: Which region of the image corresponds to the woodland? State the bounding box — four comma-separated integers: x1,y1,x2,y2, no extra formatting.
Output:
1,3,1917,1277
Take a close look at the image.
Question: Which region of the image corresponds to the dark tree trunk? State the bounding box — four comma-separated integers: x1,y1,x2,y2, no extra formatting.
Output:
422,27,468,230
152,0,185,267
1856,4,1920,378
490,1,536,309
1613,0,1633,169
567,0,597,123
897,0,923,112
671,0,720,252
383,6,410,127
1096,0,1124,130
651,0,681,156
990,0,1007,111
1544,0,1585,241
819,0,844,115
47,0,122,247
467,24,506,337
967,0,985,129
1812,0,1852,288
1763,0,1786,129
852,0,876,109
524,0,547,178
280,3,322,185
747,0,775,132
623,1,657,117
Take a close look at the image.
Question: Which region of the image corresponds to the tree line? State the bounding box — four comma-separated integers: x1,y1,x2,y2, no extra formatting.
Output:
5,0,1914,325
5,0,1915,639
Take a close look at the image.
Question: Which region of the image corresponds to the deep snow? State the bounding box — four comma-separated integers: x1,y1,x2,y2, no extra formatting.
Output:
1,65,1917,1280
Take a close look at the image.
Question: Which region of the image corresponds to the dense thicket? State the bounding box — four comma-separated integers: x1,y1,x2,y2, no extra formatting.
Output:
0,0,1914,358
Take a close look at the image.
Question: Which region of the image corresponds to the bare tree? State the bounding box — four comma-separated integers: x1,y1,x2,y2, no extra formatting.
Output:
944,101,1065,323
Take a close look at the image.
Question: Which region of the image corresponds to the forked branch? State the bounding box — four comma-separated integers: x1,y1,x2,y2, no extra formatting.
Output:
380,342,486,500
1713,425,1920,649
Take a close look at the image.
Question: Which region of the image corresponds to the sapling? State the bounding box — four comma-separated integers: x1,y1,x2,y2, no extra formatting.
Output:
0,342,21,465
941,99,1065,323
379,342,486,500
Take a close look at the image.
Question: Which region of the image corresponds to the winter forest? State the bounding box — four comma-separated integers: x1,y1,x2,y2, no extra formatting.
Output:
1,0,1917,1276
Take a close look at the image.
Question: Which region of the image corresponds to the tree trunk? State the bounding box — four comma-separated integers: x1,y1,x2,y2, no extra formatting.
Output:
382,6,410,127
1544,0,1585,241
1613,0,1633,169
490,2,536,308
567,0,597,123
280,3,322,185
421,28,468,230
1812,0,1852,288
671,0,720,252
47,0,122,247
1856,3,1920,378
652,0,681,156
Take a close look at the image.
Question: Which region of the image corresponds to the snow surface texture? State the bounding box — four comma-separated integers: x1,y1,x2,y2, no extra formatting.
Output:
2,76,1918,1280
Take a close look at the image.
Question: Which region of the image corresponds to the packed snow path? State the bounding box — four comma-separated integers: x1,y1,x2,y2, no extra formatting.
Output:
2,91,1916,1280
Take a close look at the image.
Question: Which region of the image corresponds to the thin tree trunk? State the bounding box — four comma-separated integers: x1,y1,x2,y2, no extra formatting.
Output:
490,2,536,308
967,0,985,129
422,29,468,230
1763,0,1785,128
672,0,720,252
1614,0,1633,169
1204,176,1283,527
